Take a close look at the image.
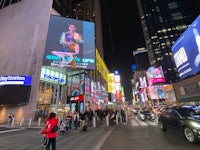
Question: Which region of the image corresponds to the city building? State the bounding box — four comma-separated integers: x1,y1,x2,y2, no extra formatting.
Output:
0,0,109,123
136,0,196,83
133,47,150,71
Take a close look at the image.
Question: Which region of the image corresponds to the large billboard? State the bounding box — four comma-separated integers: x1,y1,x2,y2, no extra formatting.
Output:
172,15,200,79
43,15,95,69
148,84,176,101
146,66,165,86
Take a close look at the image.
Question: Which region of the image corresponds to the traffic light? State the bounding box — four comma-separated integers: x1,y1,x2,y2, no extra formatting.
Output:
71,59,76,69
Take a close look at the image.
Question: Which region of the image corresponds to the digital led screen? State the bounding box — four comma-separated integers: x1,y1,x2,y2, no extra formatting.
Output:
172,15,200,79
43,15,95,69
146,66,165,86
148,84,175,101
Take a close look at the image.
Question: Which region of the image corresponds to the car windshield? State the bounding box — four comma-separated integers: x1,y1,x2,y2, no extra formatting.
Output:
177,108,197,117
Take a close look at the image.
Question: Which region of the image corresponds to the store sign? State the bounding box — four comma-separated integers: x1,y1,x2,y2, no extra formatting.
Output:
70,95,84,102
40,67,66,85
0,75,32,86
43,74,64,82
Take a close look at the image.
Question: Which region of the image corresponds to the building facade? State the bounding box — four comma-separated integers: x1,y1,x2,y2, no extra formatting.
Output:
136,0,195,83
0,0,109,123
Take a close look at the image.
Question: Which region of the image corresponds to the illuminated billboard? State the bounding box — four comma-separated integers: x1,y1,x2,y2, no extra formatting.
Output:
146,66,165,86
43,15,95,69
107,73,115,93
148,84,176,101
0,75,32,104
172,15,200,79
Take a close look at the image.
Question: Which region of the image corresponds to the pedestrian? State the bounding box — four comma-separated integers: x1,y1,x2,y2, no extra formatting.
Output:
40,112,58,150
80,111,86,130
8,113,12,123
59,120,66,135
66,111,73,132
73,111,79,130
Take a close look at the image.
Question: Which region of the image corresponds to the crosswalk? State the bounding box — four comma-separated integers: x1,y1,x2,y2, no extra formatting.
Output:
130,117,158,127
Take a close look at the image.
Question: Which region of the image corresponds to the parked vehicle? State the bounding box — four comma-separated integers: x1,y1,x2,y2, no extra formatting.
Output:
159,106,200,143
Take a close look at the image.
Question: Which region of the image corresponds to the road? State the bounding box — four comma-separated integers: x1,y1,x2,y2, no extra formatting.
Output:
0,117,199,150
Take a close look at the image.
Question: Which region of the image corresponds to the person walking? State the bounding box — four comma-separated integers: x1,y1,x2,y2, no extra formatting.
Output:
40,112,58,150
80,111,86,130
73,111,79,130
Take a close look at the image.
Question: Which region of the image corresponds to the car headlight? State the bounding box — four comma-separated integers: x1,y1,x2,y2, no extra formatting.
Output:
140,114,145,118
191,122,200,128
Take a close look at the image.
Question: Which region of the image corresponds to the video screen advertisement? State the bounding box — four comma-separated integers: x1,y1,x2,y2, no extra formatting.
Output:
172,15,200,79
146,66,166,86
43,15,95,69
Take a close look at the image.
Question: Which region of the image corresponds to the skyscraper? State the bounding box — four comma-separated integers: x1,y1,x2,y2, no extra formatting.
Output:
136,0,195,83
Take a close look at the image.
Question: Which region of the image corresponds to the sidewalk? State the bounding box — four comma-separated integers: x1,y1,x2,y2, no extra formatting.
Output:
0,119,108,133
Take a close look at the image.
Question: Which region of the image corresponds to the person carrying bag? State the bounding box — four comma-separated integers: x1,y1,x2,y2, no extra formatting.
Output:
40,112,58,150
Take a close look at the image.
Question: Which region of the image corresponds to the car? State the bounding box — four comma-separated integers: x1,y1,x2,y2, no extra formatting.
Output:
158,106,200,143
137,109,146,121
137,109,155,121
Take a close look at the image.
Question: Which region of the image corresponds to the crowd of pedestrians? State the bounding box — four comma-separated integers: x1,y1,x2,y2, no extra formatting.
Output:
39,108,128,150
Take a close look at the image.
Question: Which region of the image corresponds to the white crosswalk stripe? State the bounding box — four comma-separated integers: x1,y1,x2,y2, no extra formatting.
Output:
130,117,158,127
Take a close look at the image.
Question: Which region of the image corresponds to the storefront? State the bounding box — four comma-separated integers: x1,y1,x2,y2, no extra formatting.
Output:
35,66,67,119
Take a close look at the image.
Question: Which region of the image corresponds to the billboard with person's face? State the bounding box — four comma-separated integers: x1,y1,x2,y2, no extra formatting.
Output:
172,15,200,79
43,15,95,69
146,66,165,86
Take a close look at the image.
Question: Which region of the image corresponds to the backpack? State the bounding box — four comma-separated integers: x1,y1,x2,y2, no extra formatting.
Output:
51,125,59,133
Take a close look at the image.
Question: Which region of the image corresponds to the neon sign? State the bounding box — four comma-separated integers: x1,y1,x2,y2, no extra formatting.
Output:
0,75,32,86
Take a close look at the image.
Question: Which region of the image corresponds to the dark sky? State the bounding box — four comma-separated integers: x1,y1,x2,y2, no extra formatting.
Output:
100,0,200,101
101,0,145,101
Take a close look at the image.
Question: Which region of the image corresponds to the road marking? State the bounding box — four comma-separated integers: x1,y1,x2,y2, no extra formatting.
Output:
93,127,114,150
0,128,24,134
131,119,139,126
131,118,158,127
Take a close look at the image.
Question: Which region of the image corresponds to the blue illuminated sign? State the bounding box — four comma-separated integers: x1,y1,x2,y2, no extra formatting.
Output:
172,15,200,79
43,74,65,83
114,70,119,75
0,75,32,86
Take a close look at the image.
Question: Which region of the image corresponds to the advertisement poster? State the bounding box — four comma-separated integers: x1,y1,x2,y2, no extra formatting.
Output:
146,66,165,86
172,15,200,79
43,15,95,69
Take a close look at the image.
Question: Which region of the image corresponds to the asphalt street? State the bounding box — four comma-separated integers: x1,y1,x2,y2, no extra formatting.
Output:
0,117,199,150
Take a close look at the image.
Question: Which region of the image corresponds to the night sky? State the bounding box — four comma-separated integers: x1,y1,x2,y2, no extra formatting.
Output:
100,0,200,101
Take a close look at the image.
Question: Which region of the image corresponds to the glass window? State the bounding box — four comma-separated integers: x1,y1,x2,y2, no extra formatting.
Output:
172,12,183,20
168,2,178,9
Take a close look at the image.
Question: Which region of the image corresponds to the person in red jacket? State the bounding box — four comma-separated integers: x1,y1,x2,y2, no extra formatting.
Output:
40,112,58,150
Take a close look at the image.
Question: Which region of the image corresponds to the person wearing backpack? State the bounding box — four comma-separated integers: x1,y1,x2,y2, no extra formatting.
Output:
40,112,58,150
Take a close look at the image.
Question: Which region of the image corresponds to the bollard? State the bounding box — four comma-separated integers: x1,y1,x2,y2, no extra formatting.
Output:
93,116,96,128
116,115,118,125
20,116,24,127
38,117,41,127
29,118,32,127
11,117,15,127
106,115,109,126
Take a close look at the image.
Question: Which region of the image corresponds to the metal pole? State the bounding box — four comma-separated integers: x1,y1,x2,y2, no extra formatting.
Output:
55,78,60,115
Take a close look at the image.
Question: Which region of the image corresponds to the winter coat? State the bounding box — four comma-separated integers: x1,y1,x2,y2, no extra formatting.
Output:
41,117,58,138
